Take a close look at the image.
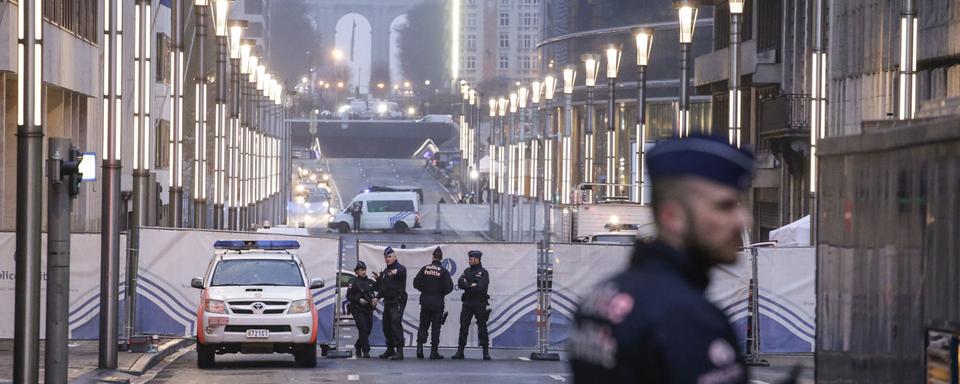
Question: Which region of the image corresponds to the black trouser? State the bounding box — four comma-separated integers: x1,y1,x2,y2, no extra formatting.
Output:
352,216,360,232
352,307,373,353
417,306,444,347
382,300,405,351
458,302,490,347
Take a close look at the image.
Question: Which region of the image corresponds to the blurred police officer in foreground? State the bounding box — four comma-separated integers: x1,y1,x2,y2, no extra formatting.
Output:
570,135,754,383
373,247,408,360
346,261,378,358
413,247,454,359
452,250,491,360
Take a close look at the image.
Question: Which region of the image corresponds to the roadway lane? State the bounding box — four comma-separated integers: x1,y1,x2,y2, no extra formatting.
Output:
144,347,571,384
324,158,459,208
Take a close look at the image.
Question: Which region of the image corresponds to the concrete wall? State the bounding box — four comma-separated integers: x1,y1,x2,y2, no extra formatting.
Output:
817,117,960,383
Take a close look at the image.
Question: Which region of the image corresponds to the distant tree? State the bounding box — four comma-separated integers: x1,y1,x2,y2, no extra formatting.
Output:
396,0,450,88
269,0,320,86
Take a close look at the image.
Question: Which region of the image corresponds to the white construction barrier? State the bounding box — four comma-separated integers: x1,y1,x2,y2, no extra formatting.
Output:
133,228,342,342
755,247,815,352
0,232,128,339
358,241,539,348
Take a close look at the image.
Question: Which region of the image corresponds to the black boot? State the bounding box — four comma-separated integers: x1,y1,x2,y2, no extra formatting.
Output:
391,348,404,360
482,345,491,360
416,344,425,359
429,346,443,360
378,349,395,359
451,346,465,360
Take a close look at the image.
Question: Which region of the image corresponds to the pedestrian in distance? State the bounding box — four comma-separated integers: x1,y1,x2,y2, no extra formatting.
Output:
373,246,408,360
569,135,755,383
452,250,491,360
413,247,454,359
350,201,363,233
346,261,378,358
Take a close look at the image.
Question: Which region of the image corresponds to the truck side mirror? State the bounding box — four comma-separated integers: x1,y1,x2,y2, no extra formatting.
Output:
190,277,204,289
309,278,325,290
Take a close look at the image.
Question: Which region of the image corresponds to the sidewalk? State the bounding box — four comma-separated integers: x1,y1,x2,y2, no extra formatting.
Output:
0,338,194,383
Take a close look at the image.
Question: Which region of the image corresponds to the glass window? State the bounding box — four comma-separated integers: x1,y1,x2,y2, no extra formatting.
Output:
466,56,476,69
500,13,509,26
500,56,509,69
467,35,477,50
210,259,304,287
499,33,509,48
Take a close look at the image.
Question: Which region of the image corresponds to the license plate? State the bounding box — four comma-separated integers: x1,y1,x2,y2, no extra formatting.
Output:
246,329,270,338
207,317,229,326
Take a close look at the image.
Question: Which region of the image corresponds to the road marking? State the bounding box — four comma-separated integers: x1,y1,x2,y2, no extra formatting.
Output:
517,356,530,361
549,374,566,382
751,381,771,384
348,374,360,381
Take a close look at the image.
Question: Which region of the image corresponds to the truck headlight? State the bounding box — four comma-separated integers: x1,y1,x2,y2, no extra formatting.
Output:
204,299,226,314
289,299,311,314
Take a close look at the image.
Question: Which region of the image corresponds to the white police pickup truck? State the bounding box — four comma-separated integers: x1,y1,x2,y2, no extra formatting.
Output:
191,240,325,368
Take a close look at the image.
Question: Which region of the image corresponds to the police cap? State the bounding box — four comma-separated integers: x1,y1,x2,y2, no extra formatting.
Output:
355,261,367,271
384,246,396,257
646,135,755,191
467,250,483,259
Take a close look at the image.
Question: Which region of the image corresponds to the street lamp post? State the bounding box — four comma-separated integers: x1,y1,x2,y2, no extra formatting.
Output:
255,64,266,227
497,96,508,239
677,0,698,137
582,54,600,202
126,0,156,346
488,97,497,233
633,27,654,204
604,45,621,197
170,0,185,227
227,24,246,230
543,74,558,204
14,0,44,380
729,0,744,147
99,0,123,369
508,91,519,241
238,47,254,229
561,66,577,205
212,0,230,229
530,81,542,242
898,0,917,120
194,0,210,228
517,86,529,241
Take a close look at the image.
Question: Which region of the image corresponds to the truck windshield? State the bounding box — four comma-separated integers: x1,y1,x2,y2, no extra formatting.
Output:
210,259,304,287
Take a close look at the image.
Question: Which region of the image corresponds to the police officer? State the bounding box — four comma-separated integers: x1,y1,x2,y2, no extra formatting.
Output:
413,247,454,359
346,261,377,358
373,246,408,360
350,202,362,233
569,135,754,383
452,250,491,360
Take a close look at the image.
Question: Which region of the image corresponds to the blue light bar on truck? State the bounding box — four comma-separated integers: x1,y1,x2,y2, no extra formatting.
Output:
213,240,301,251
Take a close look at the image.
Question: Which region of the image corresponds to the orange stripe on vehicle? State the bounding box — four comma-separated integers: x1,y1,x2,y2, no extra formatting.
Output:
196,289,207,344
308,288,318,344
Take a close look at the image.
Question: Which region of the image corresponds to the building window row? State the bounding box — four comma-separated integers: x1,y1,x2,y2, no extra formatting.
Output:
43,0,98,44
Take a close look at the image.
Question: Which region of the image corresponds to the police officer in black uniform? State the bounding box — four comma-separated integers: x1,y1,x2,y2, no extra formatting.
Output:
452,250,491,360
346,261,377,358
413,247,454,359
373,246,408,360
569,135,754,383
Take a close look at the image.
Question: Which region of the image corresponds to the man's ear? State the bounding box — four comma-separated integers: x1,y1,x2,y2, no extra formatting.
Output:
656,200,687,235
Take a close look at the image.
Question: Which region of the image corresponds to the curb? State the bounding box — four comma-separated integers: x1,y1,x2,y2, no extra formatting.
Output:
122,338,195,375
70,338,195,383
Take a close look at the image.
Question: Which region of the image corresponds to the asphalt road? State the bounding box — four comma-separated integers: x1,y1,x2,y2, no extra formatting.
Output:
323,158,459,208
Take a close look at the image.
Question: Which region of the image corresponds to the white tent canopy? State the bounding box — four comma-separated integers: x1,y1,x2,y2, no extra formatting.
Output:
769,215,811,246
478,155,500,173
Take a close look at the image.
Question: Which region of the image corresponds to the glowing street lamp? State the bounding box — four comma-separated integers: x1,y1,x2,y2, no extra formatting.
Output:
582,53,601,197
604,45,622,197
561,65,577,204
676,0,699,137
211,0,231,229
633,27,654,204
193,0,211,228
542,74,558,202
728,0,745,148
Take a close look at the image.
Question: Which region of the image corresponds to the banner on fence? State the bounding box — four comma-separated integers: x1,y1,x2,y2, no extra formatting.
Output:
756,247,816,352
0,232,126,339
134,228,342,342
358,241,539,348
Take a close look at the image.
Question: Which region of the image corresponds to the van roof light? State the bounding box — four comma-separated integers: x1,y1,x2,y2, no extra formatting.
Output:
214,240,301,250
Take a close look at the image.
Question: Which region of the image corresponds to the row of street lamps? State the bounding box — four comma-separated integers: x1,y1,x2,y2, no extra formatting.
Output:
456,0,746,241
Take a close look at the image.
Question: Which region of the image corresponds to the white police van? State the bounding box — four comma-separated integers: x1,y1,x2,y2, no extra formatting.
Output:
328,191,421,233
191,240,325,368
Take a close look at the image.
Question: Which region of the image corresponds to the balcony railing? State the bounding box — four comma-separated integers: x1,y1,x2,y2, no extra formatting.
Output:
759,93,811,136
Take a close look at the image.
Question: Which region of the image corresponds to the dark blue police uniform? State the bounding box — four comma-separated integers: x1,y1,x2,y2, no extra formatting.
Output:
570,135,754,383
374,247,407,358
346,262,377,357
413,247,454,357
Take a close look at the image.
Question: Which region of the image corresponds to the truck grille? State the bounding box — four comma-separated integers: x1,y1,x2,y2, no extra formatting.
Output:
224,325,291,333
226,300,290,315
